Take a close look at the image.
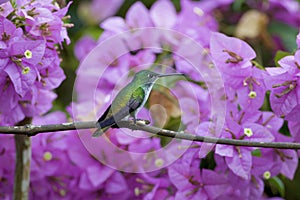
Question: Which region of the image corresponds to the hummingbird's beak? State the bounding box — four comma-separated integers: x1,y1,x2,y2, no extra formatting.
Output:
158,73,185,77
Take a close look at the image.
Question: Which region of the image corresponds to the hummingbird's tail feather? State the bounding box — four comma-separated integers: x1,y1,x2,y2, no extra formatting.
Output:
92,121,110,137
92,122,121,137
92,118,117,137
92,126,109,137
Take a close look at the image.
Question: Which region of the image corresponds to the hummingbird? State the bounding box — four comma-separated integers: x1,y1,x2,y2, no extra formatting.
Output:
93,70,184,137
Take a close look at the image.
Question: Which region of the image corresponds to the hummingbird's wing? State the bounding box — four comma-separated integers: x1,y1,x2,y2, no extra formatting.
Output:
92,87,145,137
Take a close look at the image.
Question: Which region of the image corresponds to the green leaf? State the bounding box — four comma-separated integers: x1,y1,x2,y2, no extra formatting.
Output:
269,176,285,197
251,60,265,70
251,149,262,157
279,120,291,136
158,116,182,147
274,51,292,67
163,116,182,131
232,0,246,11
200,151,216,170
260,91,271,111
269,21,298,52
10,0,17,8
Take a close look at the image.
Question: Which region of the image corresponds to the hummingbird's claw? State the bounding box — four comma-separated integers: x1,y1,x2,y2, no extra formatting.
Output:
135,119,150,125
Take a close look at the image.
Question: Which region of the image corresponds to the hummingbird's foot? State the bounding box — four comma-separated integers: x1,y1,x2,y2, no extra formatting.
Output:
135,119,150,125
132,119,150,131
117,119,151,132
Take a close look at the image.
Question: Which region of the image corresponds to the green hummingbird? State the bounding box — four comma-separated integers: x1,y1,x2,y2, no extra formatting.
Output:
93,70,184,137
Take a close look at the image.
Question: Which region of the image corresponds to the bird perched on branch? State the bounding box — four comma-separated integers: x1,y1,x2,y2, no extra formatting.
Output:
93,70,183,137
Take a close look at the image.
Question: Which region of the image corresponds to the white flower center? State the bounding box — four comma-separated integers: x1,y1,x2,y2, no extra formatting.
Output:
244,128,253,137
155,158,164,167
248,91,257,98
22,67,30,75
24,50,32,59
263,171,271,179
193,7,204,16
43,151,52,161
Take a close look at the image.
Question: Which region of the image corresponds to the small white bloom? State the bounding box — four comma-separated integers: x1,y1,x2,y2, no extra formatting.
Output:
263,171,271,179
244,128,253,137
155,158,164,168
43,151,52,161
193,7,204,16
24,50,32,59
59,189,66,197
248,91,257,99
134,187,140,196
22,67,30,75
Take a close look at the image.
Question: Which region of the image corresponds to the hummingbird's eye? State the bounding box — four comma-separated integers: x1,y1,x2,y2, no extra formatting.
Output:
148,74,153,78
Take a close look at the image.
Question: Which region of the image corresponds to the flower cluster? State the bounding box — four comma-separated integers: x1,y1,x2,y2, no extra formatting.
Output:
0,0,71,198
265,49,300,143
0,0,71,125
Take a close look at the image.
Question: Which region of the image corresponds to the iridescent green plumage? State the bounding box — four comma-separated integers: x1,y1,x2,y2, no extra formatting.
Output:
93,70,183,137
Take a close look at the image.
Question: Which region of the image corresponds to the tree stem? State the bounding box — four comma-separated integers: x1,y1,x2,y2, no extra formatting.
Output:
13,118,32,200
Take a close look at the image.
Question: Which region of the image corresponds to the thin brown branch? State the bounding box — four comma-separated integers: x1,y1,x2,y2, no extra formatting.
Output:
0,120,300,149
